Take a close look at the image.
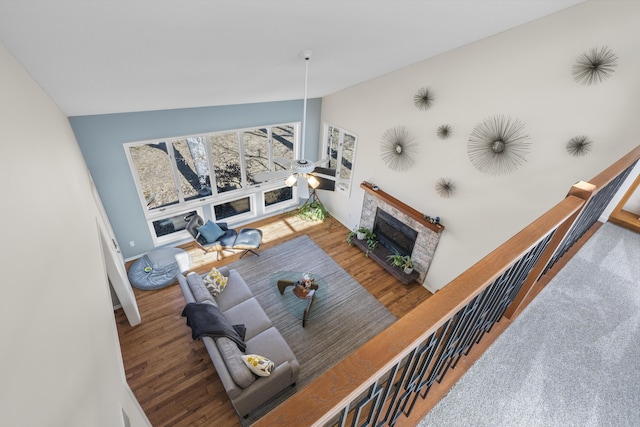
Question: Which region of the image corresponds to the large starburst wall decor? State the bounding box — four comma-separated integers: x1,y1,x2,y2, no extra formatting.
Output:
467,115,531,176
380,126,418,171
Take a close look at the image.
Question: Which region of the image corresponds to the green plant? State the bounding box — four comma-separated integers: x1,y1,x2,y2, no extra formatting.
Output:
387,253,413,271
297,199,328,222
347,226,374,244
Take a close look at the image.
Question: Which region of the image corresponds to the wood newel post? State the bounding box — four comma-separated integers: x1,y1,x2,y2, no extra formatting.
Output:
505,181,596,320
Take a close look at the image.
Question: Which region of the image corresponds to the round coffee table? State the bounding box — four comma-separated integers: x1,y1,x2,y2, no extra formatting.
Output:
271,271,327,327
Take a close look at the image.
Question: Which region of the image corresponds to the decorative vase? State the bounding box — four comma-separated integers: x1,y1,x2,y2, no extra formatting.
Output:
357,232,366,240
293,283,311,298
403,267,413,274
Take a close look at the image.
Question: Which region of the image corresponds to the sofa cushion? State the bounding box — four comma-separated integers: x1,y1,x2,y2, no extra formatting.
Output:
214,269,253,311
186,272,217,305
241,354,275,377
217,337,255,388
246,327,299,373
222,298,272,340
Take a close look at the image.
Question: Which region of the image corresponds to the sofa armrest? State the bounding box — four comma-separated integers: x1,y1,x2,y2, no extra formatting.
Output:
203,337,243,399
176,274,196,304
232,361,296,417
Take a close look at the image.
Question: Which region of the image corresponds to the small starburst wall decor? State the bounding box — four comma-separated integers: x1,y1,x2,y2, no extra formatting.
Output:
572,46,618,86
435,178,456,198
413,87,434,111
566,135,593,157
437,124,452,140
380,126,418,171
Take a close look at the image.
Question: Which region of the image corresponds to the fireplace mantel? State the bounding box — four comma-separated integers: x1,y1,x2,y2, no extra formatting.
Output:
357,181,444,284
361,182,444,233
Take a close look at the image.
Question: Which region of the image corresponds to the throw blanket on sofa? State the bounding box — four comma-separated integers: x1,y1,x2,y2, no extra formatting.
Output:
181,302,246,352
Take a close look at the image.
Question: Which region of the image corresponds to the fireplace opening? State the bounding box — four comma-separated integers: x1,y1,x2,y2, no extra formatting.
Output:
373,208,418,257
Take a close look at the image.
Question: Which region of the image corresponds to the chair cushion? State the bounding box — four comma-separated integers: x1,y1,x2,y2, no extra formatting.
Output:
197,220,225,243
233,228,263,249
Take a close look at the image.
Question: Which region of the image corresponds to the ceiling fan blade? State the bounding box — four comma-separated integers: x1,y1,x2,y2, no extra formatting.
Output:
273,156,293,170
252,170,291,182
314,158,330,167
309,173,336,191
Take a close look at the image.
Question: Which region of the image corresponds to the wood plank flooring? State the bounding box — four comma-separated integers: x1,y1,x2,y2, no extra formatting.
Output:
115,212,432,427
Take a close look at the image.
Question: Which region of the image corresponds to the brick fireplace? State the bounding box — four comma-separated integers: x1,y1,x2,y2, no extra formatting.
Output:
358,182,443,284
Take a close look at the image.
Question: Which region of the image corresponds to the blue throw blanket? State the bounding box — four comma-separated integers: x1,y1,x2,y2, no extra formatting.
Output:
181,302,246,352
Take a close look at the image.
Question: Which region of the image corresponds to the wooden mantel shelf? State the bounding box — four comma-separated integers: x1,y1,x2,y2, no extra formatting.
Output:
361,181,444,233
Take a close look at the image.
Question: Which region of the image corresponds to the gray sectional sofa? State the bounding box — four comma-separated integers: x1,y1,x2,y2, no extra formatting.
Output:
177,266,299,418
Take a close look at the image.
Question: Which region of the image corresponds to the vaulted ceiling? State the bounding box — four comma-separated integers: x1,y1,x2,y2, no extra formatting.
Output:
0,0,585,116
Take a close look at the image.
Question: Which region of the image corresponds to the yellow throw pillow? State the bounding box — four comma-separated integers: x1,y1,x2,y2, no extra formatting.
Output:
241,354,275,377
203,267,228,296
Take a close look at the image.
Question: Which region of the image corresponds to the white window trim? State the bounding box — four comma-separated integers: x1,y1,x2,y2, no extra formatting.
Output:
320,122,358,197
126,122,301,246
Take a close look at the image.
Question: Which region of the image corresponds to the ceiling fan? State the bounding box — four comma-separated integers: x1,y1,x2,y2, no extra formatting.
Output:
253,157,335,199
252,50,336,199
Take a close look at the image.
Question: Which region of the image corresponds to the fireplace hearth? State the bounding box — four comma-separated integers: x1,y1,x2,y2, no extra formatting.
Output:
356,182,444,284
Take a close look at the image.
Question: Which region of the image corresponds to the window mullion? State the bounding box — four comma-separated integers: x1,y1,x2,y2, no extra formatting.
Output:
237,131,248,188
204,134,219,196
167,141,187,204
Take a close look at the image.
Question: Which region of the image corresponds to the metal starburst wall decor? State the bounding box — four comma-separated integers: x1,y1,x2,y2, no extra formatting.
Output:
437,124,452,140
467,115,531,176
413,87,434,111
566,135,593,157
572,46,618,86
435,178,456,198
380,126,418,171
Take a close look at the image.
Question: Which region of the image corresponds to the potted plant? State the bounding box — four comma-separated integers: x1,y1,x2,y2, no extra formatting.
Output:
297,198,328,222
346,226,374,244
356,226,369,240
387,253,414,274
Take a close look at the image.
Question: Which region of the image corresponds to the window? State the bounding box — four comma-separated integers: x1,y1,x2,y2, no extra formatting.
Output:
213,197,251,221
125,122,300,245
264,186,293,207
152,210,197,238
320,123,358,195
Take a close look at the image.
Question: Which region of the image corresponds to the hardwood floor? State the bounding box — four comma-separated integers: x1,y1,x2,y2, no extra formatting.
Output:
115,212,432,426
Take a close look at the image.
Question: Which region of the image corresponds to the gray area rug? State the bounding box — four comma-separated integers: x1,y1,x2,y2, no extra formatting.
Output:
419,222,640,427
225,235,397,425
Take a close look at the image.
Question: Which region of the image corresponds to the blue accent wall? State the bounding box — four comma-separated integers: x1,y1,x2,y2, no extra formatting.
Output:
70,98,322,259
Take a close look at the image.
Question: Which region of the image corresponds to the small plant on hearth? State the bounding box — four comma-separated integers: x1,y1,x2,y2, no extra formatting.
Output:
387,252,414,274
347,226,374,244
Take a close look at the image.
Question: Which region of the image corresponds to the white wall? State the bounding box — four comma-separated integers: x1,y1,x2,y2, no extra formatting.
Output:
319,1,640,292
0,43,148,426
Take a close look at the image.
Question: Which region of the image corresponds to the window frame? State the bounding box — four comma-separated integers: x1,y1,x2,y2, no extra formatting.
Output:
320,122,358,196
124,122,301,246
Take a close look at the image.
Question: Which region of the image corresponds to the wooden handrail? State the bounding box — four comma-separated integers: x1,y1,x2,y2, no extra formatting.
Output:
586,145,640,190
256,145,640,427
256,195,585,426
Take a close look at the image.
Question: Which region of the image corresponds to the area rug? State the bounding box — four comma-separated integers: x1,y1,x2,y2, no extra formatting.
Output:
224,234,397,425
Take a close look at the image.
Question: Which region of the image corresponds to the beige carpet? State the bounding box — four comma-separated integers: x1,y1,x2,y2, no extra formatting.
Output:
419,222,640,426
225,234,397,425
